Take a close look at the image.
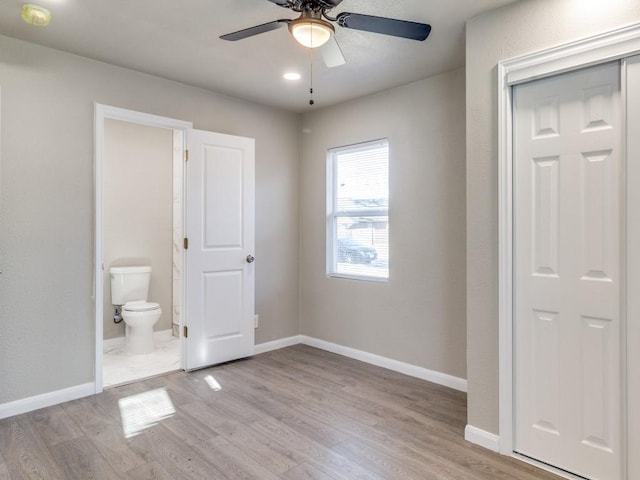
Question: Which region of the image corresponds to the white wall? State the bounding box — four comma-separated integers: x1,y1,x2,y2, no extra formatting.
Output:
103,119,174,339
0,34,300,404
300,69,467,380
465,0,640,435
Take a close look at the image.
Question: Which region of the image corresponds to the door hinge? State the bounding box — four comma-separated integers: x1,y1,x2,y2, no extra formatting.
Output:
183,237,189,250
183,325,188,338
185,149,189,161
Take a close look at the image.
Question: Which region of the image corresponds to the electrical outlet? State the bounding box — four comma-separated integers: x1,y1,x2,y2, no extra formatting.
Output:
254,314,259,329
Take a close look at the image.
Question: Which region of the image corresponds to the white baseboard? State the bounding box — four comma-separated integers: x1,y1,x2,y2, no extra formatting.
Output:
2,334,466,421
254,335,467,392
299,336,468,392
464,425,500,452
0,382,95,420
103,335,125,349
254,335,303,355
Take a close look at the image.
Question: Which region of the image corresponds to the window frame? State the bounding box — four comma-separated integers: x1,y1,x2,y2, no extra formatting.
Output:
326,138,389,283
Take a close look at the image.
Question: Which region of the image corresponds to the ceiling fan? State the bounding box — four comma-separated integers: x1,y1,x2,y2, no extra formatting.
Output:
220,0,432,68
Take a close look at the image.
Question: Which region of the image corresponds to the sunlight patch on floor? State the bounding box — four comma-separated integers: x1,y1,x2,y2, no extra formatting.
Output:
118,388,176,438
204,374,222,391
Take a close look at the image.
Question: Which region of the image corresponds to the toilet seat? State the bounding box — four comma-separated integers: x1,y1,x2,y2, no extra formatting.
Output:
123,301,160,312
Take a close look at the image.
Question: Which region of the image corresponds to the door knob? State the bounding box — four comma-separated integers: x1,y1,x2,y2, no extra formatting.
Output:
246,255,255,263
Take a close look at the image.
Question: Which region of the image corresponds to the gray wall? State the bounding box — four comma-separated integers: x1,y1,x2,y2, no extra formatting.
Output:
0,34,300,404
300,69,467,380
103,119,174,339
465,0,640,434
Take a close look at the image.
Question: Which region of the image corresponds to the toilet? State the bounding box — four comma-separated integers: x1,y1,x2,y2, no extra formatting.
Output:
109,266,162,354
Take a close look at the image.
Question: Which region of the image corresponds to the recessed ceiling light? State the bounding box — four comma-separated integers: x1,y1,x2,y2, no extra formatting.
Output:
283,72,301,81
21,4,51,26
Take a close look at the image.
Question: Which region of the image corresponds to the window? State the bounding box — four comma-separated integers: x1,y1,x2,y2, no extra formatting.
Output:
327,139,389,281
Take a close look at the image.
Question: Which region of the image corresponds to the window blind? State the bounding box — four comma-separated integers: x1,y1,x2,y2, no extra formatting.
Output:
327,139,389,281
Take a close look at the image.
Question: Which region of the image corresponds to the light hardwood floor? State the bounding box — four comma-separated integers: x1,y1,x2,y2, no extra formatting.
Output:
0,345,563,479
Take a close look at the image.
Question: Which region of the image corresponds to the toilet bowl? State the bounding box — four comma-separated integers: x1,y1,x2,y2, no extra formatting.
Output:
109,265,162,355
122,301,162,354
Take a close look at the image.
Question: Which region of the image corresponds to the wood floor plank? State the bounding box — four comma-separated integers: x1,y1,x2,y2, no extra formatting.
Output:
332,435,466,480
263,349,421,408
250,416,384,480
179,399,249,433
61,396,149,474
139,375,202,407
94,381,150,422
159,409,221,447
48,436,122,479
279,462,338,480
291,402,471,479
179,397,304,474
168,369,226,399
127,423,227,480
406,397,468,430
235,357,383,426
200,417,302,475
213,377,350,449
125,461,174,480
27,405,84,447
0,413,68,479
279,344,446,395
193,437,282,480
258,352,447,435
0,345,565,480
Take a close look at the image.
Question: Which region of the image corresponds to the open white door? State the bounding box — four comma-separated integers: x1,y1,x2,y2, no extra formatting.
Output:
185,129,255,370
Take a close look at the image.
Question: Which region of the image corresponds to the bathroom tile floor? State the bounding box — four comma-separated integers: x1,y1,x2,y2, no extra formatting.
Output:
103,330,180,388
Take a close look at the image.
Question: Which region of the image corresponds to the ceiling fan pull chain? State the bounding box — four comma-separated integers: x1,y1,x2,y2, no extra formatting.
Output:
309,23,315,106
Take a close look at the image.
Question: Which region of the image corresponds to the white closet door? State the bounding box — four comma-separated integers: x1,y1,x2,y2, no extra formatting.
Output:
513,62,622,480
626,54,640,480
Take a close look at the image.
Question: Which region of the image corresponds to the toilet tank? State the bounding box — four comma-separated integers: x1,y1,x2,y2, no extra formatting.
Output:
109,266,151,306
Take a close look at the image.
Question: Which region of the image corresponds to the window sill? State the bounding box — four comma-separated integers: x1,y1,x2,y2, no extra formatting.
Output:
327,273,389,284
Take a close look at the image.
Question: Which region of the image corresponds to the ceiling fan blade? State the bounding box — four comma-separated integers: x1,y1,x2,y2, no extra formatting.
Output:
336,12,431,41
321,36,346,68
220,19,290,41
266,0,293,7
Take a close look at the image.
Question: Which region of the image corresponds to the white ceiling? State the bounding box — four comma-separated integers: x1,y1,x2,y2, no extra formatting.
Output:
0,0,517,113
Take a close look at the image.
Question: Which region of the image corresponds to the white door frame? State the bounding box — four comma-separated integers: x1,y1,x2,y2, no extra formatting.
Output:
93,104,192,393
498,23,640,476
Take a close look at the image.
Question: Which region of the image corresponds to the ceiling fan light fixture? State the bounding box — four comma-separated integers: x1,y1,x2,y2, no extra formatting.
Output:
289,17,333,48
21,4,51,27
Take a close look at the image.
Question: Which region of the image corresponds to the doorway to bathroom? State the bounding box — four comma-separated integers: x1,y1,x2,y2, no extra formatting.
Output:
94,105,192,389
